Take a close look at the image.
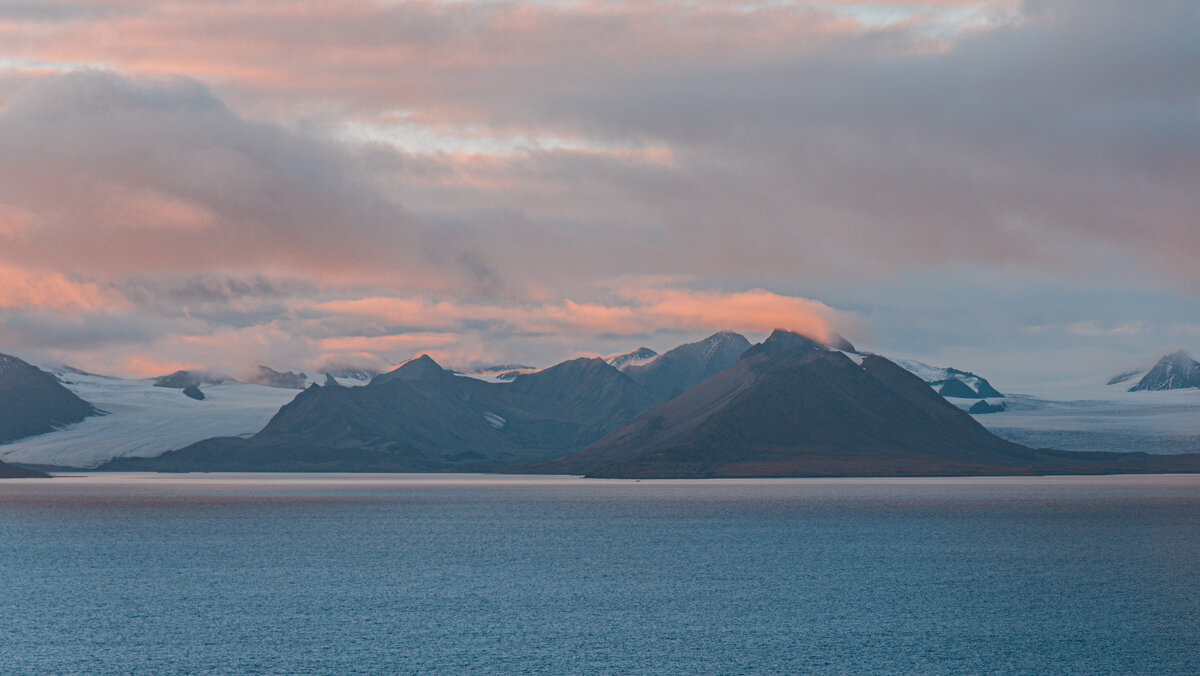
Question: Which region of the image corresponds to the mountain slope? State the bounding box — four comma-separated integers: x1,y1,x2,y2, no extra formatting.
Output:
607,347,657,370
245,366,308,389
0,460,48,478
0,370,302,468
153,370,229,388
105,355,657,472
894,359,1003,399
0,354,97,444
622,331,751,402
549,331,1200,478
1129,351,1200,392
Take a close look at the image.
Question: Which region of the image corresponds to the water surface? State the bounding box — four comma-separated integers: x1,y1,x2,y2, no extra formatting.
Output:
2,473,1198,674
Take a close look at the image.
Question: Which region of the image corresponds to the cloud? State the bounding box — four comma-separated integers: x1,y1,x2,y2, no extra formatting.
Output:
1,1,1198,381
0,71,495,293
0,264,126,313
6,3,1198,290
317,285,860,342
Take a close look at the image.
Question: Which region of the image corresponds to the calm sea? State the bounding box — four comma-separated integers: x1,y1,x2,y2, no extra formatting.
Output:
1,473,1198,674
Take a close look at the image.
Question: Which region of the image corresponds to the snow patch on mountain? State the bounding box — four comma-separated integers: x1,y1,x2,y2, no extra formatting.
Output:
455,364,540,383
607,347,658,371
838,350,867,366
1128,350,1200,392
894,359,1002,399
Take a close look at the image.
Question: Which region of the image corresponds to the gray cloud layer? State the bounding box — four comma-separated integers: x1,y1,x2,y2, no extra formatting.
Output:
0,0,1197,380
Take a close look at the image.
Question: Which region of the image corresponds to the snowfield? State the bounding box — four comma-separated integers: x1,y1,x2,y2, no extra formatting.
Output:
970,381,1200,455
0,371,307,468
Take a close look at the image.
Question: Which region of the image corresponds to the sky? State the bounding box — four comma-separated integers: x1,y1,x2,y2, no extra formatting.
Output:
0,0,1198,387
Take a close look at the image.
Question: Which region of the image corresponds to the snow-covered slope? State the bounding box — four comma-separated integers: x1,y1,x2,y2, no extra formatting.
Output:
0,371,303,468
607,347,658,371
967,379,1200,455
1128,350,1200,391
894,359,1003,399
454,364,539,383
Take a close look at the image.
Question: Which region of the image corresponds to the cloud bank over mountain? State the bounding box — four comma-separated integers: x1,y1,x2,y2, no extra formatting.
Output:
1,1,1197,377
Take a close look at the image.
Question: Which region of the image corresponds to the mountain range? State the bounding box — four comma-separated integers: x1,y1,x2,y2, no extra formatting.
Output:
545,331,1191,477
104,331,1200,477
106,353,659,472
107,332,762,472
5,334,1200,478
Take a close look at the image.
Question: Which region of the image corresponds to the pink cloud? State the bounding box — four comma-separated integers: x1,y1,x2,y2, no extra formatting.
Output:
0,264,127,314
316,284,863,344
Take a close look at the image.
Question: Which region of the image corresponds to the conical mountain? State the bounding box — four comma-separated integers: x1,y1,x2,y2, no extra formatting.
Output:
1129,350,1200,391
548,330,1200,478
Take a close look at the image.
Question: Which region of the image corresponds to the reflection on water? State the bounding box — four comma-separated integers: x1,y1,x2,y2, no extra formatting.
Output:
2,473,1198,673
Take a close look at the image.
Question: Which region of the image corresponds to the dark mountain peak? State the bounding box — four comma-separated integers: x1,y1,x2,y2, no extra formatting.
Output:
623,332,751,402
153,370,228,389
521,356,616,382
1164,349,1195,364
0,353,22,372
702,331,749,348
741,329,825,362
182,384,205,400
764,328,825,350
0,353,97,444
825,332,856,352
320,365,381,381
1130,350,1200,392
246,365,307,389
372,354,446,385
549,346,1077,479
0,353,44,381
323,373,344,387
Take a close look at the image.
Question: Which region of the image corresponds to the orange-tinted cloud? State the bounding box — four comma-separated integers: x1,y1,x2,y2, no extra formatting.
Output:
316,285,862,344
0,264,126,313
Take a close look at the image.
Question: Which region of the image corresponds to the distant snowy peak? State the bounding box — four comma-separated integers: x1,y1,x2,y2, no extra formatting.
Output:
320,365,381,382
607,347,658,371
153,370,230,389
457,364,540,382
701,331,751,360
894,359,1003,399
622,331,752,402
1107,369,1144,386
1129,350,1200,392
245,365,308,390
